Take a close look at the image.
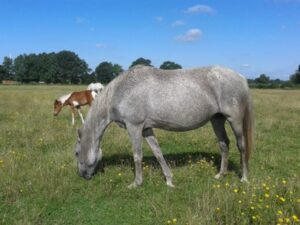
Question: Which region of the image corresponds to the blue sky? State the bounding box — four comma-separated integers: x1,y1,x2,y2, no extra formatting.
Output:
0,0,300,79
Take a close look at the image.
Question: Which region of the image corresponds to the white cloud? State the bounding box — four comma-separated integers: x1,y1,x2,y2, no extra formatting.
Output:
184,5,214,14
96,43,106,48
172,20,185,27
155,16,164,23
242,64,251,68
75,17,86,24
175,28,202,42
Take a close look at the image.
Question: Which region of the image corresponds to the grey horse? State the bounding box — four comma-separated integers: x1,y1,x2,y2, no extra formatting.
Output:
75,65,254,188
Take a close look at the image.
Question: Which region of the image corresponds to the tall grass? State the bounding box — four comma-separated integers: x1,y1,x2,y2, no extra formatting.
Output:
0,86,299,225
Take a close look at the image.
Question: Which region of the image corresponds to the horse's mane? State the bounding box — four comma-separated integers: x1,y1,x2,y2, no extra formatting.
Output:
58,93,71,104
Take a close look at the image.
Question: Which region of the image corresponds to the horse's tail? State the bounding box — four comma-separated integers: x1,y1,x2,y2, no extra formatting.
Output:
243,92,254,164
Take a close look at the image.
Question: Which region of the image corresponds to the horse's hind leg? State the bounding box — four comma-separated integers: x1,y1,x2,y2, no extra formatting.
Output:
228,118,249,183
143,128,174,188
126,123,144,188
211,114,230,180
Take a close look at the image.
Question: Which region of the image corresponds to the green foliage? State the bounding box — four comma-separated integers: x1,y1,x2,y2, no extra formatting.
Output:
255,74,270,84
6,51,89,84
0,65,5,82
129,57,152,68
55,51,89,84
290,65,300,84
249,74,300,89
159,61,182,70
1,57,14,80
95,62,123,84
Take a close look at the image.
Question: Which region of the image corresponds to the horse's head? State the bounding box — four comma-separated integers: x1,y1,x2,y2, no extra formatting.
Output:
75,128,102,180
53,100,62,116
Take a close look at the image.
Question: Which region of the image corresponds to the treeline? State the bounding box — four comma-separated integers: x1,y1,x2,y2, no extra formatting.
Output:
248,68,300,88
0,50,182,84
0,50,300,88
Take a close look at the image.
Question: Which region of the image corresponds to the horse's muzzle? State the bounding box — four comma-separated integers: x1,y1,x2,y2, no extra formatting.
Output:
78,169,93,180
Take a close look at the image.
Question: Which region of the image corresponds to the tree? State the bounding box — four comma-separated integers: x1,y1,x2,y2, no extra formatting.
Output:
129,57,152,68
55,51,89,84
255,74,270,84
159,61,182,70
0,65,5,82
39,53,59,84
290,65,300,84
1,56,14,80
95,62,123,84
14,54,41,83
81,72,96,85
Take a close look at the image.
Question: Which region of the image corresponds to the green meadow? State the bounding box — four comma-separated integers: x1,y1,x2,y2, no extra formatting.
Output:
0,86,299,225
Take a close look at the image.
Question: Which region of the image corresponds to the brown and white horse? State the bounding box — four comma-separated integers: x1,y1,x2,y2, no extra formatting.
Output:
54,90,97,125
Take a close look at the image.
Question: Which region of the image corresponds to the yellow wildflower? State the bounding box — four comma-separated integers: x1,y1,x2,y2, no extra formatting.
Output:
292,215,299,222
278,218,284,223
264,193,270,198
118,173,122,176
285,218,290,223
279,197,286,202
277,210,283,215
215,207,220,212
282,180,287,185
233,188,238,193
172,218,177,223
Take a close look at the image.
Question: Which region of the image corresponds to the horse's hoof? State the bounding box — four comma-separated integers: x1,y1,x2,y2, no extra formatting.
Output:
240,177,249,183
127,182,140,189
166,180,175,188
214,173,223,180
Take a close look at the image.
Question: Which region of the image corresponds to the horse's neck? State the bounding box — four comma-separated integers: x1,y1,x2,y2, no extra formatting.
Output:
59,93,71,104
84,90,110,139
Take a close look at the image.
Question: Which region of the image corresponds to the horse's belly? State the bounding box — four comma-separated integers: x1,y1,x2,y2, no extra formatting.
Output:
145,103,217,131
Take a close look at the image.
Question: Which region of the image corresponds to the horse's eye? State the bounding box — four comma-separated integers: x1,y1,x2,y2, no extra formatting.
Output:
75,151,79,157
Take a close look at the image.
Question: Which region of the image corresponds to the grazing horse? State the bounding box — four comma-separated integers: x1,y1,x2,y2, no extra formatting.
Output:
87,82,104,93
75,65,254,188
54,90,97,125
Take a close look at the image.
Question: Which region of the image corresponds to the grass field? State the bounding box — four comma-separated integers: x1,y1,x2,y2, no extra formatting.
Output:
0,85,300,225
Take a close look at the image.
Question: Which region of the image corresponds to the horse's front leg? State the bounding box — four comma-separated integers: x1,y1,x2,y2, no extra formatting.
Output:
126,123,143,189
143,128,174,188
70,106,76,126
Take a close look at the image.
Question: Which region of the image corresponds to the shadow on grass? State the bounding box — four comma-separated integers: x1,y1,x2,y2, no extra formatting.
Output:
100,150,240,176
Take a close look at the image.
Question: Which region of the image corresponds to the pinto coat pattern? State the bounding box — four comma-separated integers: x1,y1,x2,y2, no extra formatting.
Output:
75,65,254,188
54,90,97,125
